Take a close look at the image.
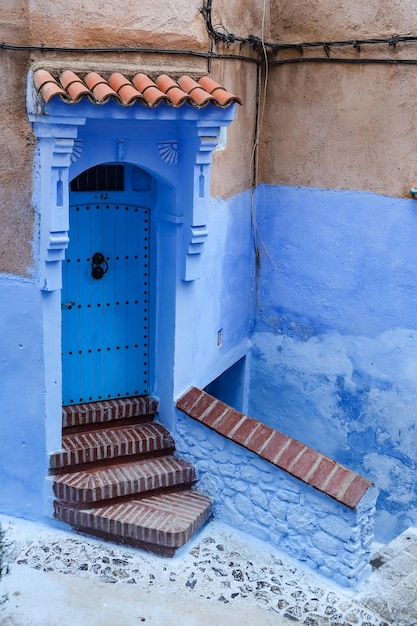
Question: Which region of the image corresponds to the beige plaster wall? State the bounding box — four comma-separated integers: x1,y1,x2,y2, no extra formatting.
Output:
262,0,417,197
210,59,258,198
209,1,269,197
28,0,208,50
271,0,417,42
0,0,263,275
0,1,34,275
0,55,34,275
204,0,269,198
261,63,417,197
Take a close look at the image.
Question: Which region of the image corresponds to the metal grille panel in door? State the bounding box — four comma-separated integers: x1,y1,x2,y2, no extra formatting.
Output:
62,203,150,404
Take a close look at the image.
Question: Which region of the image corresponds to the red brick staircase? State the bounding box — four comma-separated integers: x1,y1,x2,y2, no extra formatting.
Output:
49,397,212,556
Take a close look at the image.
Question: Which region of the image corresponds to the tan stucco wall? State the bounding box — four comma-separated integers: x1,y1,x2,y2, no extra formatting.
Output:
29,0,208,50
209,1,269,198
210,58,258,198
0,0,264,275
261,1,417,197
0,1,34,275
260,63,417,197
271,0,417,42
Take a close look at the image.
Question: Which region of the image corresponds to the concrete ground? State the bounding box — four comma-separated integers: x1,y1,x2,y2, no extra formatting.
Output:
1,566,290,626
0,514,415,625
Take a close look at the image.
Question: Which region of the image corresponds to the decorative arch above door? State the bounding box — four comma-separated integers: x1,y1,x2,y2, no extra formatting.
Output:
27,69,241,290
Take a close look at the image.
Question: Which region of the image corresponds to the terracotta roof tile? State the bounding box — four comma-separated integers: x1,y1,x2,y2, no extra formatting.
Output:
178,75,217,106
33,69,242,108
132,74,169,106
60,71,91,102
33,69,68,101
83,72,118,104
155,74,191,106
108,73,145,105
199,75,240,106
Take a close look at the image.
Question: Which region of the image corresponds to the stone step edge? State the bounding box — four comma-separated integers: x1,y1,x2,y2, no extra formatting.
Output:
177,386,374,510
52,483,195,511
50,423,175,471
51,456,196,504
65,526,179,557
50,448,176,476
54,489,213,556
63,396,159,429
62,415,155,437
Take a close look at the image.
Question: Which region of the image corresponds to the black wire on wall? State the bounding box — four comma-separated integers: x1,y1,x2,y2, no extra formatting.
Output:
2,0,417,68
0,41,259,64
270,57,417,66
202,0,417,66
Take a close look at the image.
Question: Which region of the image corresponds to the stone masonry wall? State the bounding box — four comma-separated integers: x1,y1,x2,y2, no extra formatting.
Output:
175,390,378,588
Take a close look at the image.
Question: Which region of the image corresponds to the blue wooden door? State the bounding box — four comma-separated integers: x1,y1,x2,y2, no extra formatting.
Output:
62,169,150,404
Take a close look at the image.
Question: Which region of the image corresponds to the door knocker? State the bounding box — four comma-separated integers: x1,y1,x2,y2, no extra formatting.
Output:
91,252,109,280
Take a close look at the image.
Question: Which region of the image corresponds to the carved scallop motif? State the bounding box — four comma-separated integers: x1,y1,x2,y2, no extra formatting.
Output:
71,139,83,163
158,142,178,166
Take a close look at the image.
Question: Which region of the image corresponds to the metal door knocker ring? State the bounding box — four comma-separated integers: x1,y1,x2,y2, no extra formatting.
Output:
91,252,109,280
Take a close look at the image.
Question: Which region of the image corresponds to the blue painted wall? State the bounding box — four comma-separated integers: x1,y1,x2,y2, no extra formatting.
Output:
173,190,253,399
0,276,47,520
248,184,417,542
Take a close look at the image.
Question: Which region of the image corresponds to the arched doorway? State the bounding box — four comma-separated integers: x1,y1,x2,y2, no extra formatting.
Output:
62,163,155,404
27,68,239,451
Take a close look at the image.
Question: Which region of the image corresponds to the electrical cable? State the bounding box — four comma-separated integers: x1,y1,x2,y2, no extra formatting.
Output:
202,0,417,57
269,57,417,66
265,35,417,53
0,41,260,64
249,0,280,273
2,2,417,67
3,8,417,69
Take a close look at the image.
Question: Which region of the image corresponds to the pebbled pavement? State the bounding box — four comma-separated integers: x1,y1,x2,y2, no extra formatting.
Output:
0,515,409,626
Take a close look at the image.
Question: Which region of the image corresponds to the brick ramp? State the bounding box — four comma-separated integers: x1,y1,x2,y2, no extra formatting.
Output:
50,397,212,556
176,387,373,509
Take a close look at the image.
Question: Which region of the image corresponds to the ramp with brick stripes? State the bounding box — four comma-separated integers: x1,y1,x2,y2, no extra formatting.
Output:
177,387,373,509
50,397,212,556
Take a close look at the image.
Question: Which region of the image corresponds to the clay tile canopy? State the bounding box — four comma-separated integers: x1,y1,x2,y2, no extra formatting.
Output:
33,70,242,108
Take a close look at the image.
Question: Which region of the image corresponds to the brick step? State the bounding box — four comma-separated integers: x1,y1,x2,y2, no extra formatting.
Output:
51,455,196,504
54,489,213,556
63,396,159,430
50,423,174,471
52,397,212,556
